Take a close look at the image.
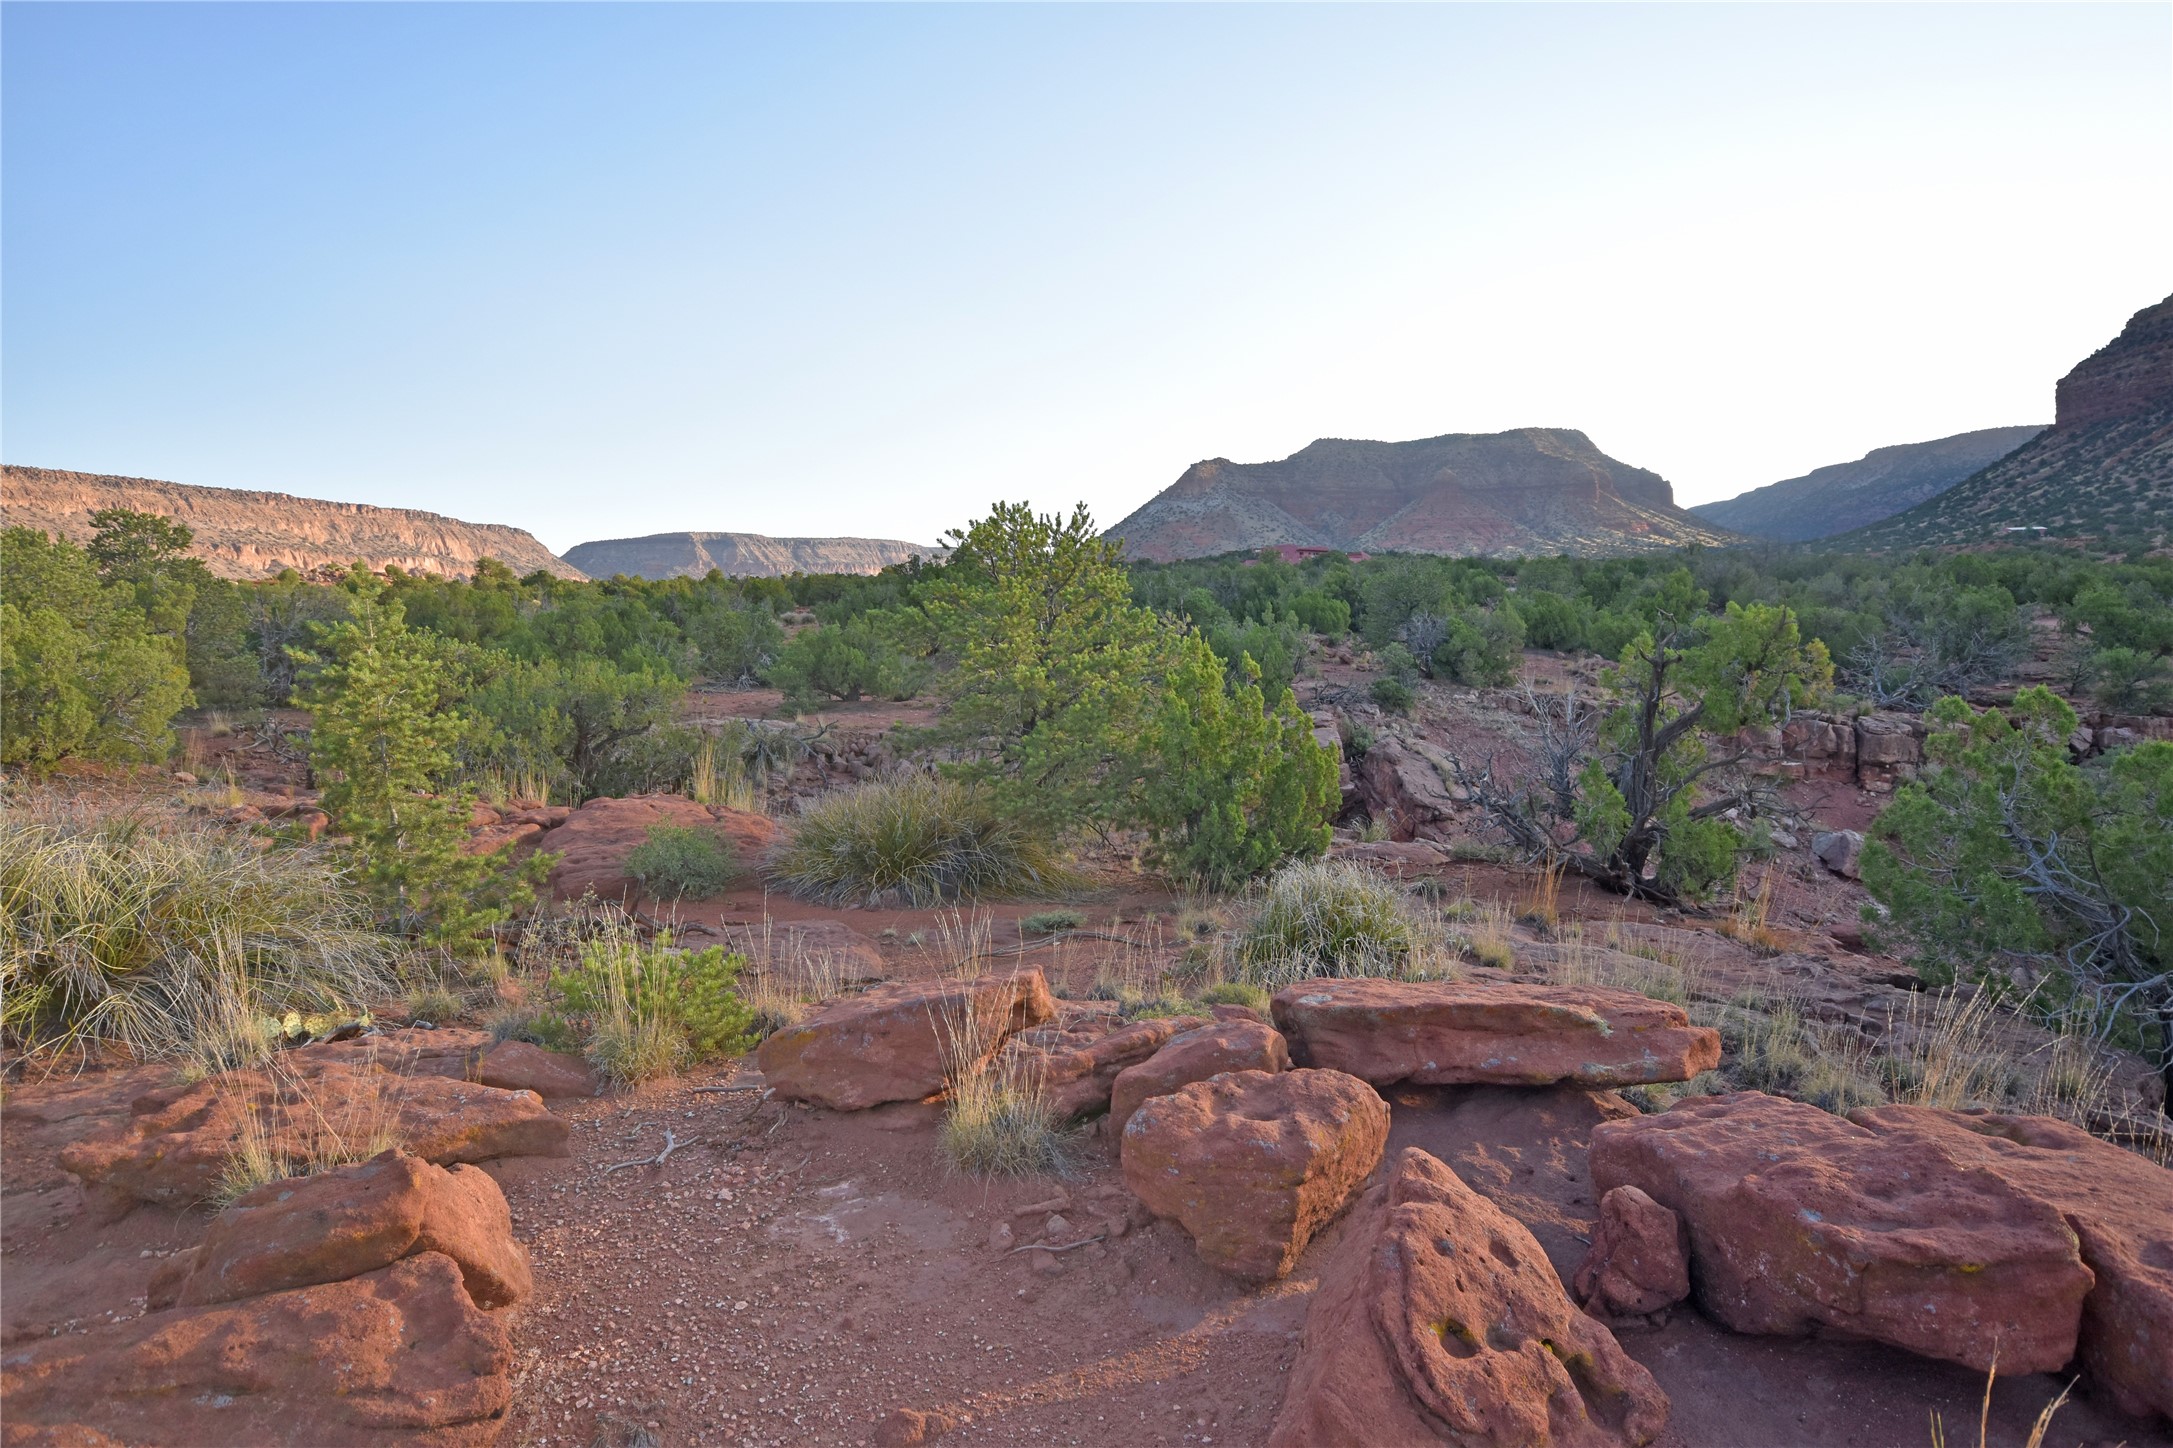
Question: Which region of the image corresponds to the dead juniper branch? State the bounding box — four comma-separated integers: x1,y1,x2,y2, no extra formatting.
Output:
600,1128,692,1173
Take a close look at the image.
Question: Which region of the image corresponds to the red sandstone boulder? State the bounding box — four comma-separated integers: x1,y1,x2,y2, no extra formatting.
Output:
474,1040,601,1099
540,795,779,900
1848,1105,2173,1422
60,1067,570,1208
1002,1012,1207,1123
1107,1018,1291,1135
0,1253,512,1447
1588,1092,2093,1373
1269,1147,1668,1448
1121,1068,1387,1281
1572,1185,1690,1321
756,970,1057,1111
1270,978,1720,1089
152,1149,530,1311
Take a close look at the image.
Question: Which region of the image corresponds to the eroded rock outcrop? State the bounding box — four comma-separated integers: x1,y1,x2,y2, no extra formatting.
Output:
1847,1105,2173,1422
1121,1068,1386,1281
1588,1092,2093,1374
0,1253,513,1447
1571,1185,1690,1322
59,1068,569,1209
756,971,1056,1111
1107,1018,1290,1135
150,1150,531,1312
1000,1011,1208,1123
1270,978,1720,1090
1269,1147,1668,1448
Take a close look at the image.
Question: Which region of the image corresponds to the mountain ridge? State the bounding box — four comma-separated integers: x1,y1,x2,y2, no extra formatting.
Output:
1835,295,2173,548
1690,425,2045,542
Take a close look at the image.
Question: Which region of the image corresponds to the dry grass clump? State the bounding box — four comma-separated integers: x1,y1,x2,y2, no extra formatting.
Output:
0,809,395,1062
1519,861,1563,933
1928,1362,2069,1448
1716,869,1783,954
1238,860,1417,987
1462,898,1519,971
773,775,1071,908
214,1051,405,1207
936,998,1068,1177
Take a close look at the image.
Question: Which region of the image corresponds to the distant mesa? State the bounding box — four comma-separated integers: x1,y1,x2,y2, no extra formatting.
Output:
0,466,582,581
562,531,941,580
1103,428,1743,563
1836,292,2173,548
1691,426,2045,543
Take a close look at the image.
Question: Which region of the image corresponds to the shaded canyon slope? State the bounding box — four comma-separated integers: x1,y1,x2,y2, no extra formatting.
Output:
1691,425,2044,542
0,466,583,580
1103,428,1745,562
1837,293,2173,548
562,531,940,580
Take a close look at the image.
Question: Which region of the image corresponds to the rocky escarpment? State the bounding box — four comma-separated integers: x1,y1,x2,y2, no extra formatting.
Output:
1691,426,2043,541
1105,429,1744,562
564,531,940,579
1,466,581,580
1840,293,2173,547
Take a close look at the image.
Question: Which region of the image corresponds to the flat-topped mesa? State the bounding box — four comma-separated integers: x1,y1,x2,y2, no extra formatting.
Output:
1,465,581,580
563,530,941,580
1269,977,1720,1089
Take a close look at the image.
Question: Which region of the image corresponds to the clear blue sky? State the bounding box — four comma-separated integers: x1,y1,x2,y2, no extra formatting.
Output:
5,3,2168,554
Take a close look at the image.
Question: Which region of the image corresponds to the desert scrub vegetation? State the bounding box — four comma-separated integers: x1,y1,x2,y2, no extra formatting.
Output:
0,810,395,1061
773,773,1071,907
1237,859,1418,986
624,824,735,900
936,998,1069,1177
549,929,756,1086
1020,909,1085,935
214,1053,406,1206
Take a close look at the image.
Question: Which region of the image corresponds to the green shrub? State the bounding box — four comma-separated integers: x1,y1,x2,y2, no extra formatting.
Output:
0,812,395,1060
550,932,755,1085
1196,981,1269,1012
485,1001,577,1052
1238,859,1416,986
1021,909,1085,934
624,825,735,900
773,774,1071,907
1,528,192,770
1369,676,1414,714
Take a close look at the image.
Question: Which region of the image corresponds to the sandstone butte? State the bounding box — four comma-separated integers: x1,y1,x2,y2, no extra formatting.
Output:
1270,1146,1669,1448
1269,977,1721,1089
1,465,581,580
1102,428,1744,563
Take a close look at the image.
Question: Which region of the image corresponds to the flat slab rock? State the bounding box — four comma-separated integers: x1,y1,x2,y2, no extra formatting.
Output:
1847,1104,2173,1422
1270,1146,1668,1448
149,1148,531,1312
1589,1092,2094,1375
59,1066,570,1209
1270,977,1720,1089
1108,1017,1291,1135
0,1252,511,1448
1121,1067,1387,1282
755,970,1056,1111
